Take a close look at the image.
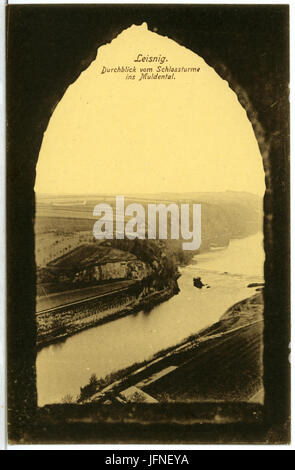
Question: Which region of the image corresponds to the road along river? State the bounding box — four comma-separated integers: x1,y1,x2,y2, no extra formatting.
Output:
36,232,264,405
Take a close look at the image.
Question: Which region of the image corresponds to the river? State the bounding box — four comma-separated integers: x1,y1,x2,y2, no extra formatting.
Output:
36,231,264,406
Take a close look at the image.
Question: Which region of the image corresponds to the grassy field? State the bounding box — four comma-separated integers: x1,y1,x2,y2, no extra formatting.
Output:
36,279,136,312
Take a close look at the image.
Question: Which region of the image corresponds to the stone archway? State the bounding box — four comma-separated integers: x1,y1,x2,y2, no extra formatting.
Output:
7,5,289,440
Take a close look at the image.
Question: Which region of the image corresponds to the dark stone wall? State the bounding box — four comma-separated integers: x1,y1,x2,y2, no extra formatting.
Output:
6,5,289,441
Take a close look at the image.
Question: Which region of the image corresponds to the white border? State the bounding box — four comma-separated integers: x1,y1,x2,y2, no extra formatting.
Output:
2,0,293,451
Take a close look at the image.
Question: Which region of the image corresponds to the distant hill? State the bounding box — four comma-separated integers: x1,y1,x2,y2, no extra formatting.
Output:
35,191,263,269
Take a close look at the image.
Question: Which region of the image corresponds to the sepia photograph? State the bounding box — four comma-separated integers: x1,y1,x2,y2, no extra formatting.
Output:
5,3,290,446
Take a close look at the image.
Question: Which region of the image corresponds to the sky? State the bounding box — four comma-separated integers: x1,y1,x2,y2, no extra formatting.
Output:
35,23,265,197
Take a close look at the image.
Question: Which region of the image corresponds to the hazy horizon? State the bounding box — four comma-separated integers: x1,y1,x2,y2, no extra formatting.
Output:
36,189,263,198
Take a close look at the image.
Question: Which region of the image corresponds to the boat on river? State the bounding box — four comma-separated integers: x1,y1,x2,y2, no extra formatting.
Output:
193,277,204,289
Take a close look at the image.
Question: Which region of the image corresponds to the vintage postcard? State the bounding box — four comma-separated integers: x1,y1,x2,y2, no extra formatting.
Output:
5,3,290,447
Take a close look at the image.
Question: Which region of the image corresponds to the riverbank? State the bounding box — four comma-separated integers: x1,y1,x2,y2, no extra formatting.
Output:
36,233,265,406
36,279,179,349
76,292,263,404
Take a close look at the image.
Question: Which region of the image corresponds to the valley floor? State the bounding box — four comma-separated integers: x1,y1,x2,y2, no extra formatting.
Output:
83,293,264,404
